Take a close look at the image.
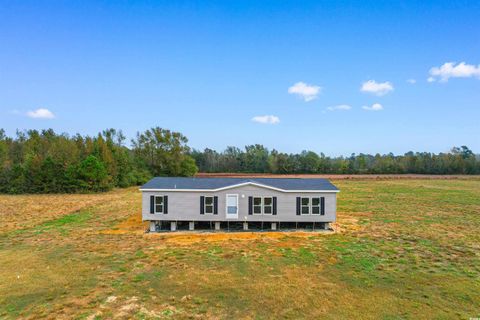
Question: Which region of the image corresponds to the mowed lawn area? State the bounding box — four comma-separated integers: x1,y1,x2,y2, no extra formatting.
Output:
1,179,479,319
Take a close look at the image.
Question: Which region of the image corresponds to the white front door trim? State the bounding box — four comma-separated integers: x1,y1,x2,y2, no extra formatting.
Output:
226,194,239,219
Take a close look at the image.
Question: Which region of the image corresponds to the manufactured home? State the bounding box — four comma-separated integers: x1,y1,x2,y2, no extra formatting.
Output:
140,177,339,232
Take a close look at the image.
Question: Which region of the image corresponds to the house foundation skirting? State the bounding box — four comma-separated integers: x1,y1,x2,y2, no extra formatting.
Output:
148,221,332,232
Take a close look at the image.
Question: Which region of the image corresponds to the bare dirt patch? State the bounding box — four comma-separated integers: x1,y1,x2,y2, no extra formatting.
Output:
101,211,147,235
332,211,371,234
146,230,332,245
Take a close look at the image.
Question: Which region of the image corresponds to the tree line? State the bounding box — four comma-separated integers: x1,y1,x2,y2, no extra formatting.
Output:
190,145,480,175
0,127,478,194
0,127,197,194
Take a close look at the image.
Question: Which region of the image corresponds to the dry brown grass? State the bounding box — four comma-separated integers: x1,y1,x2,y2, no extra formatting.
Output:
0,189,134,234
196,172,480,180
1,179,479,319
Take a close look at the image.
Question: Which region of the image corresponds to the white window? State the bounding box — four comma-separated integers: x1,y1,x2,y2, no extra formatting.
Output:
155,196,164,213
226,194,238,215
299,197,324,215
205,196,214,214
263,197,273,215
253,197,262,215
301,197,310,215
312,198,320,215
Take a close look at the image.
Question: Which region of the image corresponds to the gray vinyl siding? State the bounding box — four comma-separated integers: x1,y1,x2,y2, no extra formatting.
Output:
142,184,336,223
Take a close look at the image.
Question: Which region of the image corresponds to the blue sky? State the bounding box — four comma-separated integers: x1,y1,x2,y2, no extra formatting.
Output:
1,1,479,156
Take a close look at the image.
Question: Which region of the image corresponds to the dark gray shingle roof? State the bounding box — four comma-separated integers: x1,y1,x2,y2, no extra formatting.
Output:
140,177,339,191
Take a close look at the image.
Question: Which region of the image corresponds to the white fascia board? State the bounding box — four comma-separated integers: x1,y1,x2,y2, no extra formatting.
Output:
139,181,340,193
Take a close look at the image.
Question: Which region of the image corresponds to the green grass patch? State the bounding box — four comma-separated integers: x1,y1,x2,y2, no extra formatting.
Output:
325,236,382,286
32,211,93,235
2,180,480,319
276,246,318,265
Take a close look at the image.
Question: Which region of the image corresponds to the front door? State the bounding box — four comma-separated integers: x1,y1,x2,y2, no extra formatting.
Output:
226,194,238,219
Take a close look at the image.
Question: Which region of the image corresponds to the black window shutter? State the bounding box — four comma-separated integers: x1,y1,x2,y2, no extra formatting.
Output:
164,196,168,214
150,195,155,214
296,197,301,215
248,196,253,215
200,196,205,215
273,197,277,215
214,196,218,215
321,197,325,215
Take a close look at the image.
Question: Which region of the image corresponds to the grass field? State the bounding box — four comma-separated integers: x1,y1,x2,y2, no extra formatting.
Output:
1,178,479,319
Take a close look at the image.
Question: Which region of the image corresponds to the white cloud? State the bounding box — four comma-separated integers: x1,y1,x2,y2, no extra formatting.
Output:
429,62,480,82
407,79,416,84
288,82,322,102
360,80,394,96
427,77,436,83
327,104,351,111
252,115,280,124
26,108,55,119
362,103,383,111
